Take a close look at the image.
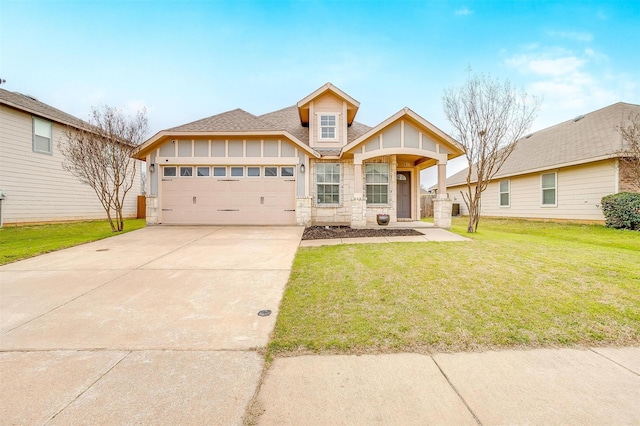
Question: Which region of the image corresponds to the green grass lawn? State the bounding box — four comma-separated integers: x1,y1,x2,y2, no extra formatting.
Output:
270,217,640,355
0,219,146,265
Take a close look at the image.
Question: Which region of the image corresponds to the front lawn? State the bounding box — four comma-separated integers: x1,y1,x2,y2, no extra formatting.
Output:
0,219,146,265
270,217,640,355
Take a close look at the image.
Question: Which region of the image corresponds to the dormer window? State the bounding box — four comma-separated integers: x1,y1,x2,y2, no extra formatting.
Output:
319,114,338,140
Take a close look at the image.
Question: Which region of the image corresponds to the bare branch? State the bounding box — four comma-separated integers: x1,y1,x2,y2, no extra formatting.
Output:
443,73,541,232
58,105,148,232
616,112,640,191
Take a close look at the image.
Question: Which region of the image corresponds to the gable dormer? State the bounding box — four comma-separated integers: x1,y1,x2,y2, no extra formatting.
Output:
297,83,360,148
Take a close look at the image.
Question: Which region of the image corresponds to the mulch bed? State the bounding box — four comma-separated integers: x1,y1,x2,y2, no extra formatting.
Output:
302,225,424,240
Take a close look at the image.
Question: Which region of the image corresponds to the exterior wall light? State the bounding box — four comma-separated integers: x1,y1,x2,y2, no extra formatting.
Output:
149,164,155,173
300,163,305,173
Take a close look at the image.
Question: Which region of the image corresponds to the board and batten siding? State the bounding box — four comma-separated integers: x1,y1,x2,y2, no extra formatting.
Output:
0,105,140,224
448,159,617,221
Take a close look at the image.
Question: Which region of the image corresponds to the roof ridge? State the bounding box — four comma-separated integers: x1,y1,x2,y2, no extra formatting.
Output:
0,88,89,129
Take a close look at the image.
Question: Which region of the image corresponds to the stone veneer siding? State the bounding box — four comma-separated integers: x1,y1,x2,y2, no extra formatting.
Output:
311,159,355,224
310,156,400,225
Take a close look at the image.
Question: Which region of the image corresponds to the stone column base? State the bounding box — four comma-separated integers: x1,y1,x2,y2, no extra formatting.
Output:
351,196,367,227
296,197,312,226
433,198,453,229
146,196,159,225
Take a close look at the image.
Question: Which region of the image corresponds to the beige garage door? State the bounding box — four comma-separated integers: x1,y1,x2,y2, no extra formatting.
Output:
161,166,296,225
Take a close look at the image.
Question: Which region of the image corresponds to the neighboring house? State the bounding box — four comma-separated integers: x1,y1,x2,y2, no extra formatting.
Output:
135,83,463,228
445,102,640,222
0,89,141,226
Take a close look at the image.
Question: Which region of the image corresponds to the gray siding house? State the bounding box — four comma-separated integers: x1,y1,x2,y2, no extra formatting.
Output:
446,102,640,222
0,89,140,226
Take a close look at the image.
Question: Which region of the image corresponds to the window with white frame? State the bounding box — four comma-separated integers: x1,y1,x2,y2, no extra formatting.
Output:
499,180,510,207
365,163,389,204
230,166,244,177
33,117,52,154
247,167,260,177
281,166,294,177
180,166,193,177
196,166,210,177
213,166,226,177
265,166,278,177
316,163,340,205
319,114,337,140
541,172,557,206
163,166,177,177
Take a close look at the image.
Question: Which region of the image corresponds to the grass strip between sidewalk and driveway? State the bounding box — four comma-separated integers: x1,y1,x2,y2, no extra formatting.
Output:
0,219,146,265
269,217,640,355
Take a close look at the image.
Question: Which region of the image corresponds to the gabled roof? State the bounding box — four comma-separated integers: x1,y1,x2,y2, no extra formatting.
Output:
446,102,640,186
343,107,464,157
136,105,321,159
296,82,360,125
0,88,88,129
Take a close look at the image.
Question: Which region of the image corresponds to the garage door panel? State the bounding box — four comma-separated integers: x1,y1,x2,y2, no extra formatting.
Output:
161,174,296,225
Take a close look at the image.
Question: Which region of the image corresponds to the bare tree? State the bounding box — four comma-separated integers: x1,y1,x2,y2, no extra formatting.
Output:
59,106,148,232
443,73,541,233
617,112,640,191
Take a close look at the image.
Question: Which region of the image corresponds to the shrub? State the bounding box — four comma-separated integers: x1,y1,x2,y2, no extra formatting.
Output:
601,192,640,230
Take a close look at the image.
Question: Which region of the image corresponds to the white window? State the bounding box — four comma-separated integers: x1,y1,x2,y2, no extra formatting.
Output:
281,166,294,177
247,166,260,177
541,173,557,206
319,114,337,140
33,117,52,154
365,164,389,204
265,166,278,177
213,167,226,177
196,166,210,177
180,166,193,177
163,166,177,177
499,180,510,207
230,167,244,177
316,163,340,205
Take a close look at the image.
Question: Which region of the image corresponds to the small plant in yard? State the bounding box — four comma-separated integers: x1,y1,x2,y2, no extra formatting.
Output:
269,218,640,355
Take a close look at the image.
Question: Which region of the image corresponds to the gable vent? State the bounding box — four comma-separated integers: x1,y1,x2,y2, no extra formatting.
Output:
573,115,585,122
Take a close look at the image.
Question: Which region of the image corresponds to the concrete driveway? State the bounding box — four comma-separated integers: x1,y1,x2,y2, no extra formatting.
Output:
0,226,303,425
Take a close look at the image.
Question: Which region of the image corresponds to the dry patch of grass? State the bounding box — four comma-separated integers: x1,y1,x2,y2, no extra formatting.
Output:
269,218,640,355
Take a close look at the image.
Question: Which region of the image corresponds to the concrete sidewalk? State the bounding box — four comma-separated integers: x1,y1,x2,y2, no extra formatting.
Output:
255,347,640,425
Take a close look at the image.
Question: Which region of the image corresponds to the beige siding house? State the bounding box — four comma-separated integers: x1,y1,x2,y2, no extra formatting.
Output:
446,102,640,222
0,89,140,226
136,83,464,228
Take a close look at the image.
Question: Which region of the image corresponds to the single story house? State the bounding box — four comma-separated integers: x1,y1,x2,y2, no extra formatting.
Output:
0,89,141,226
445,102,640,222
136,83,463,228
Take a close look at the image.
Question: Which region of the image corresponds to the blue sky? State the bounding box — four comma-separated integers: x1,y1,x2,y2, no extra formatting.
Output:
2,0,639,185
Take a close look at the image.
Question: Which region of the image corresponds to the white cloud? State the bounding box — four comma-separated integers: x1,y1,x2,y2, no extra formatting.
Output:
455,7,472,16
504,45,634,130
547,30,593,42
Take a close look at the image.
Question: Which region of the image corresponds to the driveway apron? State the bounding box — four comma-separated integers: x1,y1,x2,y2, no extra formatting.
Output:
0,226,303,425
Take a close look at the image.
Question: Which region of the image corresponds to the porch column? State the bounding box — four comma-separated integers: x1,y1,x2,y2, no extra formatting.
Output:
437,162,447,199
353,161,363,198
351,160,366,226
434,160,452,229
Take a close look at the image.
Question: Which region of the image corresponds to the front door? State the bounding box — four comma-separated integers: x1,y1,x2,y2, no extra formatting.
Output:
396,171,411,219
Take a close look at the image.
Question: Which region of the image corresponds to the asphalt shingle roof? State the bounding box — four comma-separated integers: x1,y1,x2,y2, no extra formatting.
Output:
446,102,640,186
166,103,373,149
0,88,88,129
